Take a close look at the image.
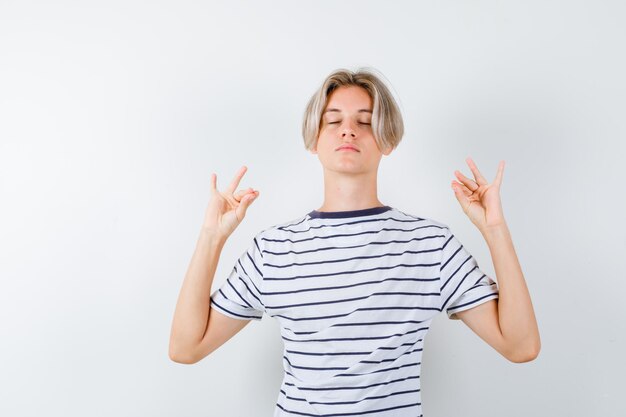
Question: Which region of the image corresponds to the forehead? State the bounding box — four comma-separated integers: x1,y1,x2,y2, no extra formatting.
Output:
324,85,373,114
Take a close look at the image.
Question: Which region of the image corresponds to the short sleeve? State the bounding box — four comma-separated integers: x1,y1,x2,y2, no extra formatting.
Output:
210,234,266,321
439,226,499,320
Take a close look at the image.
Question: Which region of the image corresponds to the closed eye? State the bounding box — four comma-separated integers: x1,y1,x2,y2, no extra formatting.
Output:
327,122,370,125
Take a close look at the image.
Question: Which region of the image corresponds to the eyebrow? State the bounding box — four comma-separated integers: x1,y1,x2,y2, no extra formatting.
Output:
323,108,372,114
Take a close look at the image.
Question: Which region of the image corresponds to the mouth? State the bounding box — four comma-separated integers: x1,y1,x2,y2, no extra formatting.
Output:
336,146,359,152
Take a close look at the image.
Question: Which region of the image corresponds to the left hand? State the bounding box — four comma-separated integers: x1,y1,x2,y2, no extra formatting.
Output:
451,157,506,232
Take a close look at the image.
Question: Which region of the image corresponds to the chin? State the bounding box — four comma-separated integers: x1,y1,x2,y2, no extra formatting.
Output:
327,164,368,175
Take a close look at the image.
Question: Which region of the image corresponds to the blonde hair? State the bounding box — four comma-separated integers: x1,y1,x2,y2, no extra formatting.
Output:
302,67,404,153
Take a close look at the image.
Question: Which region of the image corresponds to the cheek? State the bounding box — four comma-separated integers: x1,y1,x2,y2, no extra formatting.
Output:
316,132,334,148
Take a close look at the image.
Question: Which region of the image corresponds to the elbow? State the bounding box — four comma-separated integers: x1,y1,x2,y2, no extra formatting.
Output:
169,352,197,365
507,340,541,364
169,343,200,365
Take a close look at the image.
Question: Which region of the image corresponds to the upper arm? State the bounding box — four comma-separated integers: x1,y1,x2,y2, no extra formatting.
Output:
193,307,252,362
187,234,266,363
455,299,511,360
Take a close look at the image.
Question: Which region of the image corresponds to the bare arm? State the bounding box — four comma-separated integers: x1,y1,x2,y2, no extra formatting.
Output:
451,158,540,363
457,224,540,362
168,166,260,364
169,229,226,363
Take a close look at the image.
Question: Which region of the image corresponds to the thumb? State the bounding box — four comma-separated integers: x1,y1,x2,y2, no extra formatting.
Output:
236,191,259,221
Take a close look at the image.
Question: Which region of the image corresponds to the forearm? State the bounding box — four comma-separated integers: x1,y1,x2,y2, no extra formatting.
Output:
481,223,541,358
169,229,227,359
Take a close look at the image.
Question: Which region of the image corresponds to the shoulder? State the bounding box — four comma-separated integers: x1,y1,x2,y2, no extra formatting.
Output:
390,207,450,231
253,213,310,243
387,208,456,253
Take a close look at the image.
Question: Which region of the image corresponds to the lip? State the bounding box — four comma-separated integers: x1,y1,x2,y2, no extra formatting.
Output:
336,145,359,152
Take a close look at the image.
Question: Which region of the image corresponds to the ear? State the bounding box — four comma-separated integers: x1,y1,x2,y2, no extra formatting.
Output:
381,144,393,156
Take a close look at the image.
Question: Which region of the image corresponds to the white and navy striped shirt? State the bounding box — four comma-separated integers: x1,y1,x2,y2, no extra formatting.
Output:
210,205,499,417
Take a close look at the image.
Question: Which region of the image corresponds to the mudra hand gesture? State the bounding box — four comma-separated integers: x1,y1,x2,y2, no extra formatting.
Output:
451,157,506,233
203,165,259,239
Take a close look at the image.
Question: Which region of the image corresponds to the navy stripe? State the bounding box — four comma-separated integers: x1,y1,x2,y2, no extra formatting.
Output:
285,319,428,335
465,280,497,294
276,216,308,230
237,255,263,281
263,226,443,249
262,277,438,297
275,400,421,416
278,215,428,233
226,278,253,308
336,361,421,377
358,347,423,364
266,247,442,268
210,299,261,320
440,253,473,291
281,326,428,343
286,349,372,356
236,275,263,306
266,291,439,310
264,262,440,282
308,205,392,219
285,342,417,357
245,250,264,277
236,267,263,295
276,217,428,234
263,234,443,257
283,355,349,371
284,347,423,371
273,305,441,322
279,387,421,405
283,374,421,391
441,267,480,310
253,236,263,256
447,293,499,313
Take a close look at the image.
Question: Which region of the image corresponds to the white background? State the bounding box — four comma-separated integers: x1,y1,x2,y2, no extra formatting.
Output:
1,1,624,416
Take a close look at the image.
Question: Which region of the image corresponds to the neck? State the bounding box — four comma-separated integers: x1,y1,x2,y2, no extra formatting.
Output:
316,169,383,212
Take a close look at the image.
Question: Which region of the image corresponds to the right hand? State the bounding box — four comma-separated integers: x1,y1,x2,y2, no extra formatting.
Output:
202,165,260,239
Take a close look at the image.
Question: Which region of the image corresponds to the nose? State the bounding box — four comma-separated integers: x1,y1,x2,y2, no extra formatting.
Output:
341,120,357,138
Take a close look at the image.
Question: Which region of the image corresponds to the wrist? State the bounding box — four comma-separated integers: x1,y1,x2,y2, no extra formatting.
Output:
198,228,228,249
481,222,511,244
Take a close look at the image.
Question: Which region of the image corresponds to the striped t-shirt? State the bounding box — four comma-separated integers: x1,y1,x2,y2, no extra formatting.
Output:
210,205,499,417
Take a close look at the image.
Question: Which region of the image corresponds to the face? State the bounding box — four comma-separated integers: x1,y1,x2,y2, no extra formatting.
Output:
310,85,392,175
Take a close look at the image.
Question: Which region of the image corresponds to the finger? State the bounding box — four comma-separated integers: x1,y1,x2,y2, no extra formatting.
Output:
466,157,488,186
453,180,473,197
210,173,217,194
454,170,479,192
236,190,259,220
227,165,248,196
451,181,472,212
493,160,505,189
234,188,254,202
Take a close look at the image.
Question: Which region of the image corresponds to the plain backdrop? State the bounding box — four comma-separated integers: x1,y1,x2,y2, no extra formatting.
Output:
1,1,624,416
